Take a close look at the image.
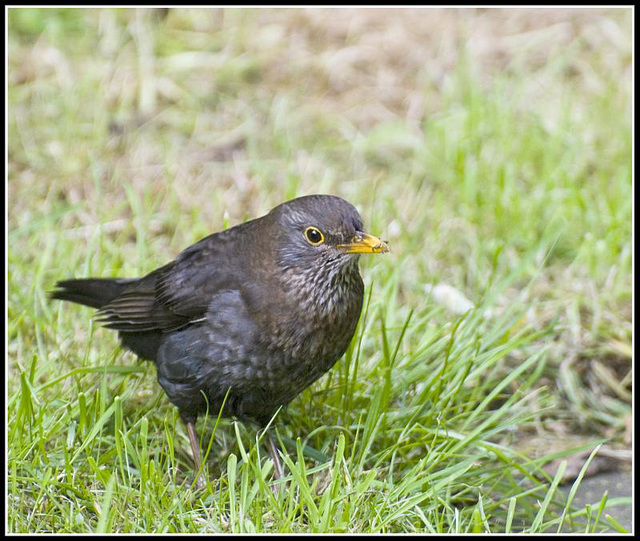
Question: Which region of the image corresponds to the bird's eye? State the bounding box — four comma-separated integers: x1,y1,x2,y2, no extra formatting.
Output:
304,226,325,245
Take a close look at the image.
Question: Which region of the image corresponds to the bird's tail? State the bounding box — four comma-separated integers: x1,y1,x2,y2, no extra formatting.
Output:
50,278,131,309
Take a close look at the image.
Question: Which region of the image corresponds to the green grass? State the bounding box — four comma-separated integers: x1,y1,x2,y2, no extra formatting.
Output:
8,7,632,533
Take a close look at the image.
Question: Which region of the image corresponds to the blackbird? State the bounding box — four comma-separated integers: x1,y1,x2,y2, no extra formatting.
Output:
51,194,389,486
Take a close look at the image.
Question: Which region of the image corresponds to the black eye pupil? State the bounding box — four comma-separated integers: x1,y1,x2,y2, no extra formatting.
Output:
306,228,322,243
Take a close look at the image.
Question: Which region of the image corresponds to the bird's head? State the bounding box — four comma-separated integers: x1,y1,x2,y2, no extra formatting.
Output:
268,194,389,278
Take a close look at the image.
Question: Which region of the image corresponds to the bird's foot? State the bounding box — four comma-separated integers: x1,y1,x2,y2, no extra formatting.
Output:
270,476,286,496
192,473,207,490
267,432,286,496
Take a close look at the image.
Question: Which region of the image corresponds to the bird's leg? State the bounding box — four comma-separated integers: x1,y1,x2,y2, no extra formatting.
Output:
185,420,206,489
266,429,285,492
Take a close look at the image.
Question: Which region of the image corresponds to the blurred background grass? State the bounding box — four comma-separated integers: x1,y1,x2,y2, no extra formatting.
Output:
8,7,632,533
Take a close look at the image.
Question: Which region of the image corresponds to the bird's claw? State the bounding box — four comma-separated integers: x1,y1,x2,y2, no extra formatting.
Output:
192,474,206,490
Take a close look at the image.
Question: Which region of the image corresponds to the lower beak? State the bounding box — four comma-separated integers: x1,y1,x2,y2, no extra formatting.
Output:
338,232,390,254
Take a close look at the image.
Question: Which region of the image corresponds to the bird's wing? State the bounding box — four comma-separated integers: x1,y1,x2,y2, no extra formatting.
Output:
96,232,242,332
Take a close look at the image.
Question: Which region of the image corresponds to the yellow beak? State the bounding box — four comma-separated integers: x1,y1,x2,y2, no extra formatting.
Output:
338,232,390,254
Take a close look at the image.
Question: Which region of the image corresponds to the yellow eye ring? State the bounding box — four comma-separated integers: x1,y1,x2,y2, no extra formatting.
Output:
304,226,325,245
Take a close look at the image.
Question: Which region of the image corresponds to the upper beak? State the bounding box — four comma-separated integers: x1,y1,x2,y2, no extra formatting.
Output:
338,232,390,254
